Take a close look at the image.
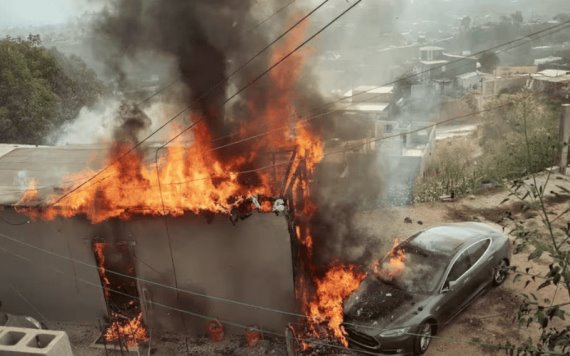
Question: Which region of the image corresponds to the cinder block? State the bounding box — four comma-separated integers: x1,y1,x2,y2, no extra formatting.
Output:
0,326,73,356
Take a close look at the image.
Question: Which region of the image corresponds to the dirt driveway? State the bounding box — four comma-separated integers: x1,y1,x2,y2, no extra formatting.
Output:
356,172,570,355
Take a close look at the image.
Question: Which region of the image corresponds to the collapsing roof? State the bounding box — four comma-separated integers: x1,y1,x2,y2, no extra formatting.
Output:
0,145,106,206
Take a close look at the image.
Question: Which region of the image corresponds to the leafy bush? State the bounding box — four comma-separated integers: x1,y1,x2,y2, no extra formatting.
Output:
414,138,484,203
478,92,559,180
0,35,105,144
414,92,560,202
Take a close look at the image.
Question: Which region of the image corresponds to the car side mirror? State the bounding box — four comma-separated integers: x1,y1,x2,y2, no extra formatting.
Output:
442,280,457,293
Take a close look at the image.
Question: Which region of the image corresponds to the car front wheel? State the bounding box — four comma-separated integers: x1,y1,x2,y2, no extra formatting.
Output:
413,322,433,355
493,259,508,286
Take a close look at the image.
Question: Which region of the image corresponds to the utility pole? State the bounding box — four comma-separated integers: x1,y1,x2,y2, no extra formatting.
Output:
559,104,570,174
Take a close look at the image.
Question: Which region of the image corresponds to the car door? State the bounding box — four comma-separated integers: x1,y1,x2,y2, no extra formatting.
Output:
466,238,493,296
436,249,474,324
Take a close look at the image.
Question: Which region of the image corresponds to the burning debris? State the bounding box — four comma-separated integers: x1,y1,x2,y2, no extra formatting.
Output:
307,264,366,346
104,312,148,348
94,242,149,349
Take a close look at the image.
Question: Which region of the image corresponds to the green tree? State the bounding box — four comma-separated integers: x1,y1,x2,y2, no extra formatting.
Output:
0,35,104,144
497,97,570,355
479,92,558,180
478,51,500,74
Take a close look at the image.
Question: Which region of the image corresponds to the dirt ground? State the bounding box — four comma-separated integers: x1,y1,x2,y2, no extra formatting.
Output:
356,171,570,356
49,172,570,355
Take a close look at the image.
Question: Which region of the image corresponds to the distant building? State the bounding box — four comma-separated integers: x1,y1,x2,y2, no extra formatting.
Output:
416,46,477,83
457,71,485,91
332,86,394,141
419,46,445,61
528,69,570,99
531,44,569,59
343,85,394,103
481,76,528,97
534,56,563,66
477,67,535,99
495,66,538,77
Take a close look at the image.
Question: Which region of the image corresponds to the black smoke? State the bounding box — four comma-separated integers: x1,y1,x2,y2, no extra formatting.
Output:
93,0,278,141
93,0,383,279
309,153,384,271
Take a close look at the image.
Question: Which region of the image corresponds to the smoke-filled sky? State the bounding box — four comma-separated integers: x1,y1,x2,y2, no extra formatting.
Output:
0,0,101,28
3,0,570,30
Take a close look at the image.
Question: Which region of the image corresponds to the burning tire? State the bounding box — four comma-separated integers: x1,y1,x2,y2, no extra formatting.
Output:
413,322,433,355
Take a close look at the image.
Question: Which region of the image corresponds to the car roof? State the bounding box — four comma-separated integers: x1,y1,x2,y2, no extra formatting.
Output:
407,222,498,257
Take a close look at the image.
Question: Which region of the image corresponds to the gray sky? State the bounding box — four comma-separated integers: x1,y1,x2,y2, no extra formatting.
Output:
0,0,99,28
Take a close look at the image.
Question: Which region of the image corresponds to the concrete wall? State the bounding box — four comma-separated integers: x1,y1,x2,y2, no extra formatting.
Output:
482,77,528,97
0,209,297,334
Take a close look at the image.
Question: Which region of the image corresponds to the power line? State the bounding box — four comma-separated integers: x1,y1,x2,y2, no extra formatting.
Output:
109,100,517,191
158,0,362,150
49,0,334,206
136,0,298,106
324,19,570,107
58,18,570,185
9,96,521,201
0,230,302,318
9,18,570,203
0,235,377,356
0,233,562,355
0,221,453,329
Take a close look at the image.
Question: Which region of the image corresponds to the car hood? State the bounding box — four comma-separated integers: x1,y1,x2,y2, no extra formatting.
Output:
343,276,430,331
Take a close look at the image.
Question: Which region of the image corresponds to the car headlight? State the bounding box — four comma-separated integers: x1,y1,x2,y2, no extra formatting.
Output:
24,316,42,329
379,327,410,337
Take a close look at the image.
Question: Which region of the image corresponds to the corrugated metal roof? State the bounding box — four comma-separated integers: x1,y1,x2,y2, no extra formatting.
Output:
0,146,106,206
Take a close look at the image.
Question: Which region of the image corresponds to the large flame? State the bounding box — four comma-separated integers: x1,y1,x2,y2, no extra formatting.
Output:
373,239,406,280
12,10,360,352
94,243,111,299
104,312,149,348
94,242,149,348
308,264,366,346
16,14,319,224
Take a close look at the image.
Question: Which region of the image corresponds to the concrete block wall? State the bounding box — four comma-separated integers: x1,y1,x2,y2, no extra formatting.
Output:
0,327,73,355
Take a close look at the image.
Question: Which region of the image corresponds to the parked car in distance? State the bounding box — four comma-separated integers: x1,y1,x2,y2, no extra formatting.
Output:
344,222,511,356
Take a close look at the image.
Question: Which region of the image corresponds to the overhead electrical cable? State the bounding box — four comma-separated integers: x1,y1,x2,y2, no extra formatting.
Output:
49,0,335,205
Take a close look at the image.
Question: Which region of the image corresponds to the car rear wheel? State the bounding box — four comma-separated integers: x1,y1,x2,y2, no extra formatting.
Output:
413,322,433,355
493,259,508,286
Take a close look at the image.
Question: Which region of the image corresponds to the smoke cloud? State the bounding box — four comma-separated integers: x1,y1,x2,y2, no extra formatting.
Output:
91,0,384,275
92,0,276,140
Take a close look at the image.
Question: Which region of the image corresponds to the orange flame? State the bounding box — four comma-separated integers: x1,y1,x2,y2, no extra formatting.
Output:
16,13,320,225
18,179,39,205
104,312,149,347
373,239,406,279
94,243,111,299
308,264,366,346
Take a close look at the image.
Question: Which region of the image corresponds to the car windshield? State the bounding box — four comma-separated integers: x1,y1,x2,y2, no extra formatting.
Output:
376,242,449,294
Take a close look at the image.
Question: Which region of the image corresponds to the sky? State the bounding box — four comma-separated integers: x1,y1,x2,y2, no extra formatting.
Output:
0,0,100,28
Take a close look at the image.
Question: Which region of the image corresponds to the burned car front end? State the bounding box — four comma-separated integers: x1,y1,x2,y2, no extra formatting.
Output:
343,223,512,355
344,322,424,355
343,276,435,355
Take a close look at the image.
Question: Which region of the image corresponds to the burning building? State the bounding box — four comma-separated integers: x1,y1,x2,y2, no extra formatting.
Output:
0,144,299,340
0,1,389,352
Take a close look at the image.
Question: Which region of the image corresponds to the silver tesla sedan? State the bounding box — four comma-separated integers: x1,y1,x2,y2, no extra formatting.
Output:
344,222,511,356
